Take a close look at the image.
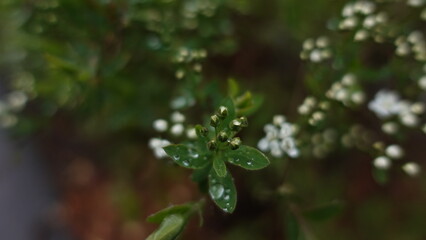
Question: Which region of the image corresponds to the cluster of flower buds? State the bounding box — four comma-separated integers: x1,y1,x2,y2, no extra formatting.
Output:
310,128,339,159
339,1,388,42
368,90,424,128
174,47,207,80
204,106,247,151
300,36,332,63
326,73,366,106
298,96,330,126
341,125,373,150
395,31,426,61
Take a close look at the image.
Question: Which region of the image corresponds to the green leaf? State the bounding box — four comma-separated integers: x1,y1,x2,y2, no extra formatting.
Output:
146,214,185,240
286,212,300,240
208,169,237,213
303,200,344,222
191,164,212,183
224,145,270,170
164,144,209,169
147,203,193,223
228,78,240,98
213,156,227,177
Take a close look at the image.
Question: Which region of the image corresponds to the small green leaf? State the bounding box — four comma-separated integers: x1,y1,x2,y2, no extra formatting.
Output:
146,214,185,240
208,169,237,213
164,144,209,169
213,156,227,177
224,145,270,170
147,203,193,223
228,78,240,98
303,200,344,222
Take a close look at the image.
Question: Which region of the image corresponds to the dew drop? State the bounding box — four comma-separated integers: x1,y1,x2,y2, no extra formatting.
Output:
226,203,230,207
182,160,189,167
224,195,230,201
247,161,253,166
225,189,231,193
174,155,180,160
209,184,225,199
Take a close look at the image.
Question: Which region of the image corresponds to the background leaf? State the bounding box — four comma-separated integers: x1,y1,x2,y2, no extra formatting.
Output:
147,203,193,223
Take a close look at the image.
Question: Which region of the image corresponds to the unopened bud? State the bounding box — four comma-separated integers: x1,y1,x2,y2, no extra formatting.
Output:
210,115,220,127
239,116,248,127
229,137,242,150
195,124,208,137
218,106,228,119
218,131,228,142
229,119,242,131
207,140,217,151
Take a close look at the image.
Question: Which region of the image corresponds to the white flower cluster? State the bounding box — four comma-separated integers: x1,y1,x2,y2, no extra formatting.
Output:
368,90,424,127
298,97,330,126
149,111,197,159
341,125,373,150
373,143,421,176
395,31,426,61
311,128,338,159
300,36,332,63
0,90,29,128
257,115,299,158
174,47,207,79
326,73,366,106
339,1,388,42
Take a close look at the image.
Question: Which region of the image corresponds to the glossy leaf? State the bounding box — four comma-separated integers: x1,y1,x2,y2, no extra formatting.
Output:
146,214,185,240
213,156,227,177
208,169,237,213
164,144,209,169
147,203,193,223
224,145,270,170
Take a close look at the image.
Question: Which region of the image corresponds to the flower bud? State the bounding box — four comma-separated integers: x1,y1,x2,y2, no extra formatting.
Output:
229,119,242,131
229,137,242,150
217,106,228,119
218,131,228,142
239,116,248,127
195,124,208,137
207,140,217,151
210,115,220,127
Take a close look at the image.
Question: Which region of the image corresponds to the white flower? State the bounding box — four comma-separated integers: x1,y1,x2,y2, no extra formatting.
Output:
170,123,184,136
148,138,171,159
368,90,401,118
171,111,185,123
402,162,421,176
385,144,404,159
153,119,168,132
373,156,391,169
273,115,286,125
186,128,197,139
382,122,398,134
